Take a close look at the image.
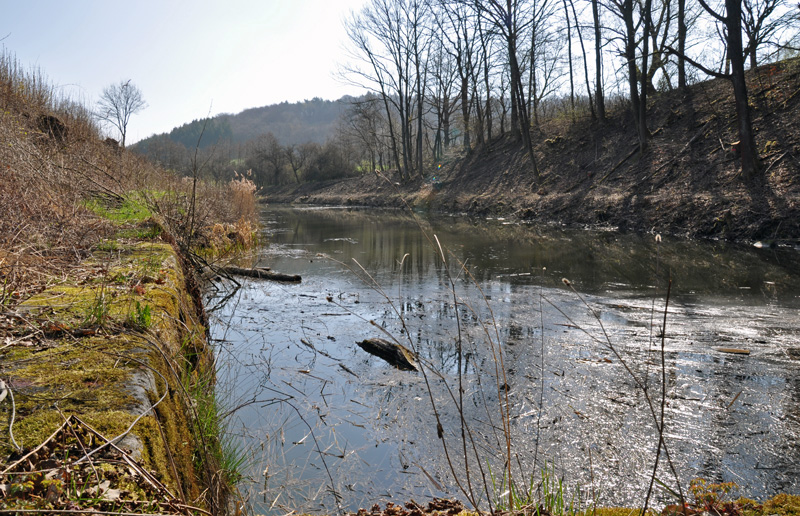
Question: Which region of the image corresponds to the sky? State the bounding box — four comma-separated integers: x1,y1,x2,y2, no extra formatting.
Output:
1,1,370,143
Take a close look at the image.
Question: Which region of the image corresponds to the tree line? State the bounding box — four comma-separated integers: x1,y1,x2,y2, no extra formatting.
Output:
135,0,798,187
340,0,798,181
134,126,363,189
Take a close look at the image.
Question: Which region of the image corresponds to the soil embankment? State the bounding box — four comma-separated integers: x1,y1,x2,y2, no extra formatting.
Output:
268,59,800,244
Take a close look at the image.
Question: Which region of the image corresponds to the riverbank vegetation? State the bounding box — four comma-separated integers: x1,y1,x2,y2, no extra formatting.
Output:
0,49,257,513
264,53,800,242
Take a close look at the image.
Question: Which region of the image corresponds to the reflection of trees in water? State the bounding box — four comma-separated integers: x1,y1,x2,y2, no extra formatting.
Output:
229,206,800,511
267,206,800,305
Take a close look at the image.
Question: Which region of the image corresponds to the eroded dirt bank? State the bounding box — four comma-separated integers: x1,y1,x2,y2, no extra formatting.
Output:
267,59,800,245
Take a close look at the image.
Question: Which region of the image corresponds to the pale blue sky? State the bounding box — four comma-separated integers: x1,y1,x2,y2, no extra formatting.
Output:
1,1,369,143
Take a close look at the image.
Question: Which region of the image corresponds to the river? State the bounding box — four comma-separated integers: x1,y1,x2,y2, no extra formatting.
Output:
207,206,800,515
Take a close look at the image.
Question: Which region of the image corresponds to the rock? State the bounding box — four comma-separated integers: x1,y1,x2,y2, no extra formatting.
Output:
356,338,418,371
37,114,68,142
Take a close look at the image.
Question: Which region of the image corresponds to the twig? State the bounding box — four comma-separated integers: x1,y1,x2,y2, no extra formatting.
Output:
54,404,101,487
0,378,21,451
643,279,673,514
435,235,477,507
0,510,182,515
763,151,788,176
284,399,344,516
547,281,685,506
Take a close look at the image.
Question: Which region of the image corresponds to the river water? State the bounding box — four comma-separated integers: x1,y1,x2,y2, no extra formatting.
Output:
207,206,800,515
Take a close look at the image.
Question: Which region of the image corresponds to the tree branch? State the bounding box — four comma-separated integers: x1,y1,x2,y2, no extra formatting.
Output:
664,44,730,79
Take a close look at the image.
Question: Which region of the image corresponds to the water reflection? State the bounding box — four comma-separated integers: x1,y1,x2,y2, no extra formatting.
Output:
209,206,800,515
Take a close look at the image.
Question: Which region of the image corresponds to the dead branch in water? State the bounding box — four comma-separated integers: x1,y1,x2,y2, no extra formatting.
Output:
210,265,301,283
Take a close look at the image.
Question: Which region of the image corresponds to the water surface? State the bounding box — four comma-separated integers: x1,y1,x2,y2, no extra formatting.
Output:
208,206,800,514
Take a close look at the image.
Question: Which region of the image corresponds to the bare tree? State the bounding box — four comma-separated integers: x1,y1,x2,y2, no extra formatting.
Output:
435,0,478,152
343,0,430,180
742,0,797,67
95,79,146,148
688,0,761,177
568,0,595,120
247,132,287,186
590,0,607,118
285,143,311,184
475,0,540,180
426,32,459,160
343,95,388,171
526,0,563,127
678,0,688,88
605,0,651,153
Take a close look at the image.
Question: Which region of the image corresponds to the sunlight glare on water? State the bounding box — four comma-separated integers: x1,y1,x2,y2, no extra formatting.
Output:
208,206,800,515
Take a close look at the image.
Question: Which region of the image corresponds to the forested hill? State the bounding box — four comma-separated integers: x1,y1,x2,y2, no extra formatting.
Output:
134,96,351,151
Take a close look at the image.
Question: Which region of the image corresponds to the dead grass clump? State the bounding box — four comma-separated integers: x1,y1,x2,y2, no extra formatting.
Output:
0,48,256,308
230,170,258,223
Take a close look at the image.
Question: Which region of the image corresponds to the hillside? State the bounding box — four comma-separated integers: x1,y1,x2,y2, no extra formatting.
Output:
134,96,351,152
265,58,800,245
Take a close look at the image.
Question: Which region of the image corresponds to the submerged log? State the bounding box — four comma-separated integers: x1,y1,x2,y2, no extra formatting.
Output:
356,338,418,371
715,347,751,355
216,266,301,283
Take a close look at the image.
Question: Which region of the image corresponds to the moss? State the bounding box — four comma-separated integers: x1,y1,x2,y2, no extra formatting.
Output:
739,494,800,516
0,238,213,510
582,509,654,516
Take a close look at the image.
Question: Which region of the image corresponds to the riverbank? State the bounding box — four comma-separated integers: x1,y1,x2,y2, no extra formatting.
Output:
265,58,800,245
0,49,258,513
0,228,233,513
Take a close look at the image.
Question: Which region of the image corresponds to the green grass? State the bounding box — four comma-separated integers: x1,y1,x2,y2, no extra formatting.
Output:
125,301,153,330
83,194,153,224
115,224,163,240
488,462,582,515
187,366,248,488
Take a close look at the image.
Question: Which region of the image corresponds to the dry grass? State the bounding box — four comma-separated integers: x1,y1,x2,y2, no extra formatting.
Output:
230,170,258,223
0,49,258,307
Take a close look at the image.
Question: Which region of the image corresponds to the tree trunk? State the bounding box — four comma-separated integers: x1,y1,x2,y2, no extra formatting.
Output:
563,0,576,121
381,94,403,175
510,49,539,179
461,74,471,151
413,8,425,178
570,0,595,120
638,0,652,153
622,0,643,152
678,0,687,89
592,0,606,119
443,96,451,148
481,22,493,140
509,48,520,140
725,0,760,178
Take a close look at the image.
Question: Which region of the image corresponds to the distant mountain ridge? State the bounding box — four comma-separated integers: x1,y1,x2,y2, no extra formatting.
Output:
134,96,354,151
